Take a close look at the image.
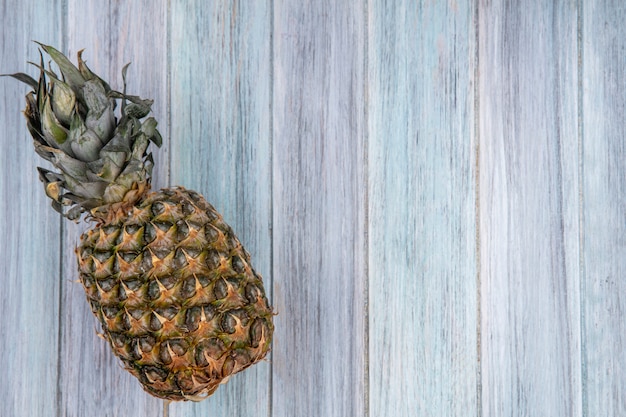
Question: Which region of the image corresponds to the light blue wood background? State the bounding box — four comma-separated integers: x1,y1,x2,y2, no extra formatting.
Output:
0,1,624,416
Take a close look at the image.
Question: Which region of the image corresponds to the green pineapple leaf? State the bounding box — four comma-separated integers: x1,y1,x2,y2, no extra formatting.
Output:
1,72,38,89
35,42,86,92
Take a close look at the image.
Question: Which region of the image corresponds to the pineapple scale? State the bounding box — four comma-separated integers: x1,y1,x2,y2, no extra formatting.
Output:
76,187,273,401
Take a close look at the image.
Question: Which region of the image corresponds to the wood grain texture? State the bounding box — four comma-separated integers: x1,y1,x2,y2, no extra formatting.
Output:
0,2,64,415
582,2,626,415
367,1,478,416
169,1,273,416
478,1,582,415
271,1,368,416
58,1,167,416
3,1,626,416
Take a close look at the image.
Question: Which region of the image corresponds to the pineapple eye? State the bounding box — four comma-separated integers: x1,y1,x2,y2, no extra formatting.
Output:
152,248,170,260
245,283,262,304
151,202,165,216
249,318,268,348
125,224,141,234
118,285,128,301
154,222,172,232
175,220,189,239
181,202,195,216
172,248,188,270
167,339,188,356
158,343,172,364
204,206,219,221
109,332,128,349
160,276,177,290
122,278,141,291
149,313,163,331
93,251,113,263
196,275,210,288
225,232,239,250
204,225,220,243
201,304,217,321
156,306,178,320
179,276,197,299
127,309,145,320
231,255,246,274
221,356,235,376
205,250,222,270
184,307,201,332
143,366,168,384
184,247,201,259
155,306,179,320
128,340,143,361
144,224,156,244
213,278,228,300
221,309,248,334
229,349,252,370
138,335,156,352
147,281,161,300
120,252,138,263
141,251,153,271
195,338,226,367
102,305,120,319
186,190,201,204
175,371,195,392
120,312,131,331
82,275,95,290
98,277,117,292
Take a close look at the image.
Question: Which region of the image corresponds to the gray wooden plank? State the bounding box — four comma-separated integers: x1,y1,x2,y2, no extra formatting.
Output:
271,1,367,417
168,1,273,416
367,1,478,416
0,2,64,415
582,2,626,415
478,1,582,415
57,2,167,415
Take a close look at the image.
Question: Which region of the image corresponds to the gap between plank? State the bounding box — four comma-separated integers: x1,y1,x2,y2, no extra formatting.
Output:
473,0,482,416
576,0,587,416
363,1,371,417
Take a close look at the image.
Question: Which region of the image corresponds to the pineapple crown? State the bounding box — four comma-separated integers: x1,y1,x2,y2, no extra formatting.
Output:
4,43,162,221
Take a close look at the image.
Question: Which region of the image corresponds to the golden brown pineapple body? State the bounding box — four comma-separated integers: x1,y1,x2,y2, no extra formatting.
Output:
78,187,273,400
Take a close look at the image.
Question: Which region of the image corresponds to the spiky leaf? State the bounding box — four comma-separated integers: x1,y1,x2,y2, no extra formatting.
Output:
36,42,86,92
2,72,38,89
10,44,163,219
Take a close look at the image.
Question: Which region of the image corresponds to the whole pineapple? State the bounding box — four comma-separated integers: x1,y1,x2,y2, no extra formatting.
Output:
7,44,273,401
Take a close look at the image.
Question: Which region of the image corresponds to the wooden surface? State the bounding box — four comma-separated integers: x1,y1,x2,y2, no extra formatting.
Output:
0,1,624,416
368,2,477,416
478,1,582,416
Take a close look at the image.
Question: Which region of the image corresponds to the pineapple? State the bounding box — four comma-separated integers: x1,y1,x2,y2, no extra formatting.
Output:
6,44,273,401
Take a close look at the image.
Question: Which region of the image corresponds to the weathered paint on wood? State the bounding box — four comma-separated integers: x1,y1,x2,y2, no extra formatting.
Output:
0,2,63,416
2,1,626,416
271,1,368,416
367,1,478,416
478,1,582,415
582,2,626,415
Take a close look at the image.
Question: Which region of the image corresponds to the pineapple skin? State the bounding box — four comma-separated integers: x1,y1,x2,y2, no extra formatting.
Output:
77,187,273,401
